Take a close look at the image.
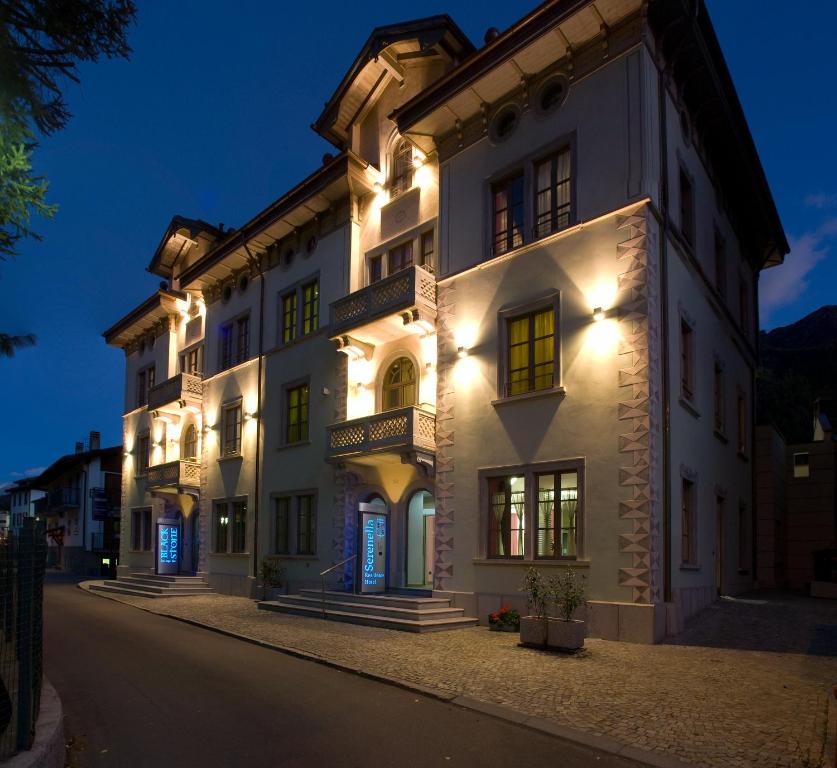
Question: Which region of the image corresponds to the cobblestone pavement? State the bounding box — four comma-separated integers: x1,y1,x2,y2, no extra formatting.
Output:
82,585,836,768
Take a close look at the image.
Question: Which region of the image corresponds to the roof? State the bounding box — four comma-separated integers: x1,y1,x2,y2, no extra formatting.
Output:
313,15,475,148
31,446,122,489
147,216,224,279
103,287,186,347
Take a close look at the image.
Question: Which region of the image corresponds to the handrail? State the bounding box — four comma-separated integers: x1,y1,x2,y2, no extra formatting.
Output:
320,554,356,619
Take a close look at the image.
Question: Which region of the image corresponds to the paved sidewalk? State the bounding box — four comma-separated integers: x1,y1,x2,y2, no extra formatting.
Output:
80,583,836,768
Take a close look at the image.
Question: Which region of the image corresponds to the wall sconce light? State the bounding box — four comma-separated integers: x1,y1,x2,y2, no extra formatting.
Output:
593,307,606,322
244,411,256,421
152,441,161,448
413,149,426,169
457,346,468,359
123,450,131,458
203,424,215,434
373,181,384,194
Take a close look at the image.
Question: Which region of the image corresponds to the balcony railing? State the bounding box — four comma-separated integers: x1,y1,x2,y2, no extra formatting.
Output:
329,265,436,340
327,406,436,461
148,372,203,412
45,487,80,514
90,532,120,552
146,460,200,489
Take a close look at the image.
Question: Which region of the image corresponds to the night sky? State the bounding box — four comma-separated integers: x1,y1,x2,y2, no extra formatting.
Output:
2,1,835,485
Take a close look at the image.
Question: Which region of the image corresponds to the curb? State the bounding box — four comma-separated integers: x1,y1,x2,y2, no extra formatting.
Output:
79,581,697,768
3,679,64,768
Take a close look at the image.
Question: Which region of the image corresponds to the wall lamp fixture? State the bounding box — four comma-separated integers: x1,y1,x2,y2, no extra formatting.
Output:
457,346,469,359
593,307,606,322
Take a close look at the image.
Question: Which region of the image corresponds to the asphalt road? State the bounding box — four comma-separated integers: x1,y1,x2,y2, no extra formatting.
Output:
45,578,642,768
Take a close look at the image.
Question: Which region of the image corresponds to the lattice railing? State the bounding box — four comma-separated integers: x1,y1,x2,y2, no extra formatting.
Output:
326,406,436,458
330,265,436,336
146,460,201,489
148,372,203,411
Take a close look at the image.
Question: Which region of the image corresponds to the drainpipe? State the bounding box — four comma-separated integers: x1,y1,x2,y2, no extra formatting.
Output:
657,64,672,604
244,244,265,583
81,467,89,560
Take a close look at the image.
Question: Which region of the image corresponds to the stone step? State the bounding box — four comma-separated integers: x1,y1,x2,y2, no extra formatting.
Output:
258,600,478,633
274,594,466,621
102,579,213,595
89,583,213,599
129,573,207,583
297,589,451,611
121,575,208,588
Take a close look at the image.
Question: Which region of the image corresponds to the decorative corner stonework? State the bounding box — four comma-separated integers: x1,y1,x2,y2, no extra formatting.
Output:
434,281,456,590
615,205,662,605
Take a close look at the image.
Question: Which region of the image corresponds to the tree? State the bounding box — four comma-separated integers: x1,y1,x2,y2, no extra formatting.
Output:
0,0,136,356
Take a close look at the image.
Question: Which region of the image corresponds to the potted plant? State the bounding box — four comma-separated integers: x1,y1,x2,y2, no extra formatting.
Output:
257,556,286,600
488,604,520,632
519,567,551,646
546,568,586,651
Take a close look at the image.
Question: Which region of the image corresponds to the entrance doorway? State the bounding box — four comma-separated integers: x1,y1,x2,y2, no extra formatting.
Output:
406,490,435,588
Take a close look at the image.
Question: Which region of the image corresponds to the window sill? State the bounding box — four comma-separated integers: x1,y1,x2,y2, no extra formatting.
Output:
491,386,566,407
678,395,700,419
217,454,243,464
713,428,728,444
277,440,312,452
679,563,700,571
473,558,590,568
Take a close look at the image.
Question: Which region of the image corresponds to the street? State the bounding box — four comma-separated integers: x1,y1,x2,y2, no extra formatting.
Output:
45,578,642,768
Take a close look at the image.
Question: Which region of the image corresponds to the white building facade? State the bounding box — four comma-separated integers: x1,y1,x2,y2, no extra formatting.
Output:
105,0,787,642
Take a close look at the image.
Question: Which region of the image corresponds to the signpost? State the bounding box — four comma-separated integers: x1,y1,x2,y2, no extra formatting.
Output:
90,488,112,521
156,519,180,576
359,508,387,594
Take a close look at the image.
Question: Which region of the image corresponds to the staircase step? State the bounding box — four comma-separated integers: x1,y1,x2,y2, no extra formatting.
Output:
121,575,208,589
258,600,478,633
129,573,207,583
273,595,466,621
297,589,451,611
101,579,213,595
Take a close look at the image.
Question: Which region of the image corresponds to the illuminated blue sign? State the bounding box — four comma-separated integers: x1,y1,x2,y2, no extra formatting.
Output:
157,523,179,575
360,512,387,593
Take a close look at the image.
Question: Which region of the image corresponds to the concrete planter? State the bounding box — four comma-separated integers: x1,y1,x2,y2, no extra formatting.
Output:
520,616,585,651
257,585,287,601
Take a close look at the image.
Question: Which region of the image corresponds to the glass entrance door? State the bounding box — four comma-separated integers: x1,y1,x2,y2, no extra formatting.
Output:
406,491,435,588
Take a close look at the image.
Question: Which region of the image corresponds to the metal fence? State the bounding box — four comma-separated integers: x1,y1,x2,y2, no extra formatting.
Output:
0,518,47,758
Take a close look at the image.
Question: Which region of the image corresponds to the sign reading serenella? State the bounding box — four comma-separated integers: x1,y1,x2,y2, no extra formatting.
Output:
360,512,387,593
157,523,179,575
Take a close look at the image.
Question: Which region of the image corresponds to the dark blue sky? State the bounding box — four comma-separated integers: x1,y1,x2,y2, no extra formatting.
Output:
2,1,835,484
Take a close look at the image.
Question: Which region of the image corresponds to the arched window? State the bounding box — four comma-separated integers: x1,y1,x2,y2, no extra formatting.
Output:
183,424,198,461
391,139,413,198
382,357,416,411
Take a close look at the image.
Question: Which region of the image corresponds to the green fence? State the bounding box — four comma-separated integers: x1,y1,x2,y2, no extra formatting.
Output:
0,518,47,758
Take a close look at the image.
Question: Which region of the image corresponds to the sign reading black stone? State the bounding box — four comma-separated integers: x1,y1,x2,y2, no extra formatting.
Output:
157,522,180,575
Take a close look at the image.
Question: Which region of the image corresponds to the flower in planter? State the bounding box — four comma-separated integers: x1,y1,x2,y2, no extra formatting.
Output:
488,604,521,631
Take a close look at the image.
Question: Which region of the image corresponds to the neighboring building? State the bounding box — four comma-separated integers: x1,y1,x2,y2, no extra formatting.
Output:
0,491,9,538
8,479,46,536
104,0,787,642
31,432,122,576
757,400,837,593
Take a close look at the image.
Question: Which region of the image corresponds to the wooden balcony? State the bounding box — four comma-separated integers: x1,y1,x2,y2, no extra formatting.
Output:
329,265,436,346
148,372,202,414
146,460,200,490
326,406,436,470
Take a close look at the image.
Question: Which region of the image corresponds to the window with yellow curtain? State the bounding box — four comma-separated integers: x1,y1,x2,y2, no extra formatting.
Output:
382,357,416,411
507,308,554,396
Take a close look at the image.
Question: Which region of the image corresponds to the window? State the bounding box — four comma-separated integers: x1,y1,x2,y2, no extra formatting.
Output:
137,434,150,474
222,402,242,457
714,229,726,297
297,494,317,555
382,357,416,411
679,167,694,246
388,240,413,276
274,497,290,554
231,500,247,553
130,508,151,551
681,478,696,565
506,307,555,396
369,254,383,284
236,316,250,361
136,365,155,408
420,230,435,273
391,139,413,198
492,173,524,256
737,390,747,455
282,292,297,344
534,148,571,239
219,316,249,371
286,384,309,443
713,362,725,434
219,322,233,370
536,470,578,558
793,452,810,479
488,476,526,558
302,280,319,335
183,424,198,461
214,502,229,553
180,345,203,376
680,319,694,401
738,275,749,334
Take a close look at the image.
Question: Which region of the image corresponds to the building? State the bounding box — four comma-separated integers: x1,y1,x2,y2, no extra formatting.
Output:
104,0,787,642
756,400,837,594
8,479,46,536
31,432,122,576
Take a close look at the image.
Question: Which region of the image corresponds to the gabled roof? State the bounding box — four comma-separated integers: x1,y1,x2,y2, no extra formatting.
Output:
313,15,475,148
147,216,224,279
31,446,122,489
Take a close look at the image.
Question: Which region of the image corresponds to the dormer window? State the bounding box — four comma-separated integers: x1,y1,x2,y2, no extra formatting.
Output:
391,139,413,198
